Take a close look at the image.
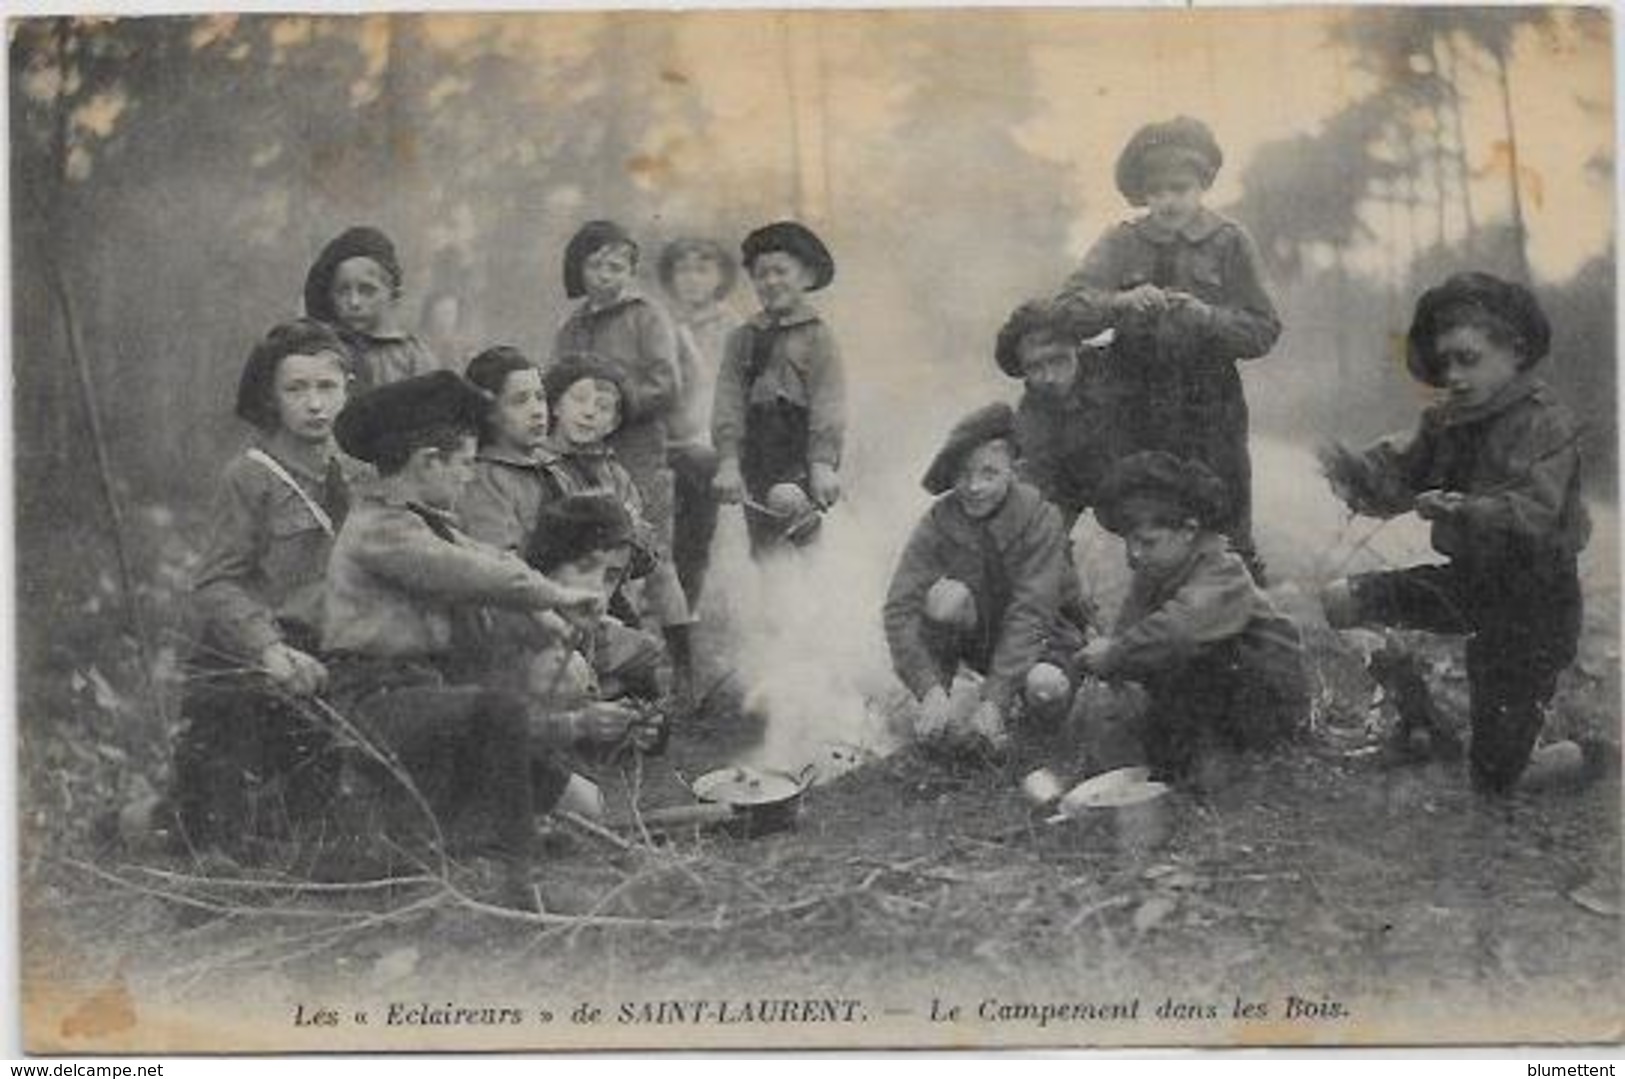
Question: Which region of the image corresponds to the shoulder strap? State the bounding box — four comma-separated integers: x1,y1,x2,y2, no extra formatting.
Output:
246,448,335,537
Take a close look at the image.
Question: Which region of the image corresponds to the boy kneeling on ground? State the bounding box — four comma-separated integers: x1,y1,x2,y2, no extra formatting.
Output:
1077,451,1308,785
883,402,1088,755
517,492,670,762
1318,272,1596,795
322,371,629,909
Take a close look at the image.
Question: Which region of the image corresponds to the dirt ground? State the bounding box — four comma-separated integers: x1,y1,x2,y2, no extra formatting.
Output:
16,467,1625,1050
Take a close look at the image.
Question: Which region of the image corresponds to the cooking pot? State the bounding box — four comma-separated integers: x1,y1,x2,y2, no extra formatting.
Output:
690,764,817,837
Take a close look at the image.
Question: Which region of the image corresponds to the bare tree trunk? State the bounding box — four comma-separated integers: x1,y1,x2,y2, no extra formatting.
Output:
1493,44,1532,281
1444,35,1478,243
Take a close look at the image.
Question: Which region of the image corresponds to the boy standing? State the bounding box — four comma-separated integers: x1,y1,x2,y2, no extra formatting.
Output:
1319,272,1589,795
659,237,742,606
711,221,846,556
304,226,443,392
1053,117,1280,581
1078,452,1307,785
883,403,1086,753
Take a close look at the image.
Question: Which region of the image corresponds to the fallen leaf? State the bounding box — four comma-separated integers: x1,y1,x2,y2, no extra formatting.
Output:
1133,893,1178,933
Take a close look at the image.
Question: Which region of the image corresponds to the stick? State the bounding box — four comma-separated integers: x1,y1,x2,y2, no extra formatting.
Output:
557,811,636,852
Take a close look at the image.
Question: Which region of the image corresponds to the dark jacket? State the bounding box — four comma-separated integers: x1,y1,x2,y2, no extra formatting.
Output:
1014,350,1115,524
1345,371,1589,570
1102,532,1303,689
712,305,846,471
1055,207,1278,479
553,290,681,480
884,482,1084,710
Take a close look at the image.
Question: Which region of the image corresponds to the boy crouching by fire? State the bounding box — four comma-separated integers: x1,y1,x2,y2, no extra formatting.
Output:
883,403,1089,755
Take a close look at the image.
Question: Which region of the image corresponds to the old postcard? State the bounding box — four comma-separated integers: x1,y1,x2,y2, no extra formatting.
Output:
10,4,1621,1053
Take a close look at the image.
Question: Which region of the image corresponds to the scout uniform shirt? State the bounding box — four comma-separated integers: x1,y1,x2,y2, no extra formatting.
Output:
553,289,682,492
1343,371,1589,571
323,491,566,659
1058,206,1279,536
193,439,365,658
338,327,443,394
711,302,846,495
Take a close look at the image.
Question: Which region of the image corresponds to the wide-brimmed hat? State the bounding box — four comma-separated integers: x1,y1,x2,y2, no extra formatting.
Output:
526,491,654,579
1115,117,1224,206
303,226,403,325
235,319,351,431
657,238,738,300
741,221,835,291
563,220,638,300
1405,271,1551,388
1095,451,1229,535
922,402,1017,496
333,370,490,466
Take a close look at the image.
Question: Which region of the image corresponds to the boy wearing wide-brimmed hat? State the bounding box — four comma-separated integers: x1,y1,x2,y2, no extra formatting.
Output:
321,371,619,909
1318,272,1591,795
304,225,444,392
1079,451,1307,785
711,220,847,556
1052,117,1280,583
883,403,1088,754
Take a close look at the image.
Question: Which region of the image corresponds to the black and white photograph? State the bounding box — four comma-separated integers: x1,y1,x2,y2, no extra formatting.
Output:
9,4,1621,1052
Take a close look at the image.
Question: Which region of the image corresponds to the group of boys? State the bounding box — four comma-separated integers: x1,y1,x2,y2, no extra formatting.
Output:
169,113,1599,910
882,116,1595,801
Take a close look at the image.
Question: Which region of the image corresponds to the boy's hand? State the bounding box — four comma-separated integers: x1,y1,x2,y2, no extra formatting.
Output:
970,700,1010,751
571,701,639,744
1166,291,1214,328
529,609,575,643
1413,490,1466,521
713,458,745,504
915,686,952,741
261,642,327,697
1077,636,1114,676
809,462,841,509
1117,284,1168,318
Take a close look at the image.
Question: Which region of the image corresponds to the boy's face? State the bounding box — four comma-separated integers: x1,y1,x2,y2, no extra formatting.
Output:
1122,515,1199,582
670,254,724,309
273,350,348,444
582,243,636,305
1144,167,1205,233
491,368,549,455
1436,324,1522,410
330,257,395,336
1017,334,1079,399
553,378,621,446
749,251,814,315
954,439,1017,520
413,435,478,512
550,546,632,605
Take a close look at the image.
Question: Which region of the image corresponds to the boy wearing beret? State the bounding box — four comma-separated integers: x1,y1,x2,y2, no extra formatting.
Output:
883,403,1087,753
995,299,1117,529
321,371,615,908
1318,273,1590,795
711,221,847,556
1053,117,1281,583
1078,451,1307,784
304,225,443,392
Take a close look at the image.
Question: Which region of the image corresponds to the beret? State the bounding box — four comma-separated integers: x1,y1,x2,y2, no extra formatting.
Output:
235,319,351,431
741,221,835,291
1095,450,1229,534
1405,271,1550,387
333,370,490,465
1115,117,1223,206
563,220,638,300
922,402,1018,496
304,226,403,325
